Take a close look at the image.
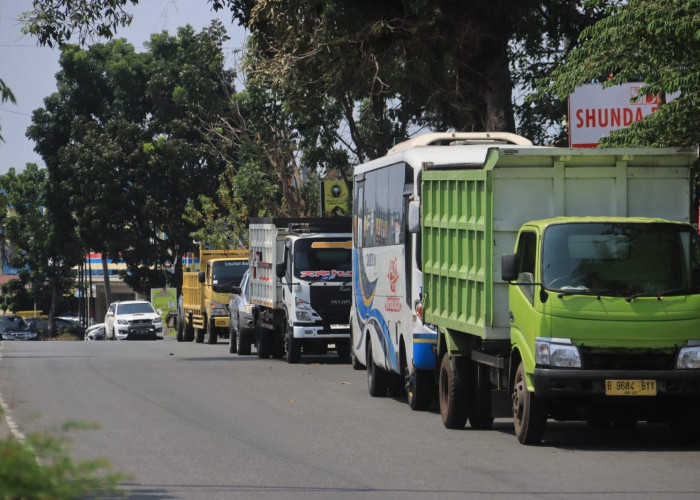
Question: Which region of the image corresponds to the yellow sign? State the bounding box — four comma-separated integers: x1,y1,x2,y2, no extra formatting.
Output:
150,288,177,324
320,181,351,217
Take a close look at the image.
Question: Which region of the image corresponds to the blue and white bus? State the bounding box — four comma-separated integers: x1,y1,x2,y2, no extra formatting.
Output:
350,132,533,410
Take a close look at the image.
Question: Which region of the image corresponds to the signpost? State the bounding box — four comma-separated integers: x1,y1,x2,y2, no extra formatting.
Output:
568,82,678,148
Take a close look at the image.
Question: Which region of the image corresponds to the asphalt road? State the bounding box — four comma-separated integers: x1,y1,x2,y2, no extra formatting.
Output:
1,338,699,499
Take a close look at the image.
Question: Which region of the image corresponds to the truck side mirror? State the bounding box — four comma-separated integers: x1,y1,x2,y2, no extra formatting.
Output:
408,200,420,233
501,253,518,282
276,262,286,279
232,286,242,295
198,271,205,283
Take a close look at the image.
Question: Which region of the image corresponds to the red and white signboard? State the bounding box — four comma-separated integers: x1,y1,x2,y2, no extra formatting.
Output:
568,83,678,148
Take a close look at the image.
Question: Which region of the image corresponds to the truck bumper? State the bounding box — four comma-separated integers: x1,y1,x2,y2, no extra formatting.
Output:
533,368,700,396
292,324,349,339
214,316,229,328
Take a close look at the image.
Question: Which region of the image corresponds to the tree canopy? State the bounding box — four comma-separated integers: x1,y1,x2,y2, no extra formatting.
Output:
542,0,700,147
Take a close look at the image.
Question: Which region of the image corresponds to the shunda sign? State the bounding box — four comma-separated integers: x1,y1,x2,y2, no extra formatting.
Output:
568,82,678,148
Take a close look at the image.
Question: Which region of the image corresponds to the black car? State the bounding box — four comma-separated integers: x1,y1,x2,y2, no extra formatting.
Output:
26,316,86,340
0,314,38,341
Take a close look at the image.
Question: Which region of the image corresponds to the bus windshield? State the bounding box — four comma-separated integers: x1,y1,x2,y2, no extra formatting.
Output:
542,222,700,297
294,238,352,281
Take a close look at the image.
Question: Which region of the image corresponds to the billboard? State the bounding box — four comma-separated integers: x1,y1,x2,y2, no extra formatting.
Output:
320,180,351,217
568,82,678,148
150,288,177,324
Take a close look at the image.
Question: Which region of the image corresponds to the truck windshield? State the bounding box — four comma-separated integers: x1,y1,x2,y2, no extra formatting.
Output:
294,238,352,281
542,222,700,297
212,260,248,286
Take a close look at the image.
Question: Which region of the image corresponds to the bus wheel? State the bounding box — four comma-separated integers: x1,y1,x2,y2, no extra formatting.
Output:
439,354,468,429
469,361,494,429
408,369,434,411
367,340,389,397
512,361,547,445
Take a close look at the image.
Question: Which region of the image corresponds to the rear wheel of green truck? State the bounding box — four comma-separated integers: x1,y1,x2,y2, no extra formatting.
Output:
206,317,218,344
367,340,389,397
439,354,469,429
512,361,547,445
469,361,494,429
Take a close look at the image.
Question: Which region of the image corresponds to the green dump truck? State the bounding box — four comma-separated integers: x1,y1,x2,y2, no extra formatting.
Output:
351,131,700,445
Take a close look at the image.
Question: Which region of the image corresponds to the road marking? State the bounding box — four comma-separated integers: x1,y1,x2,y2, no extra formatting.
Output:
0,343,27,443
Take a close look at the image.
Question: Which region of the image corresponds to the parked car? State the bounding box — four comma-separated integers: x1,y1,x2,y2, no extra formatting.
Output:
0,314,37,341
104,300,163,340
85,323,106,341
228,270,256,355
25,316,86,340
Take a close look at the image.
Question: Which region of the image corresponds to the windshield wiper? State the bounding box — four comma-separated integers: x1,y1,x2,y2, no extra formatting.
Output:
626,287,700,302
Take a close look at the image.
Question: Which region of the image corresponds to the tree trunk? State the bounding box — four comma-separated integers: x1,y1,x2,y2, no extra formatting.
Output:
473,36,515,133
47,280,57,340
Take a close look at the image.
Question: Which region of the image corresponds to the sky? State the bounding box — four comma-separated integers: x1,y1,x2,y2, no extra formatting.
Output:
0,0,247,174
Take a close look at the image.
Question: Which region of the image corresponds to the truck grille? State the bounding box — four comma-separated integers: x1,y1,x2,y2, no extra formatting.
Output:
580,347,676,370
310,286,351,326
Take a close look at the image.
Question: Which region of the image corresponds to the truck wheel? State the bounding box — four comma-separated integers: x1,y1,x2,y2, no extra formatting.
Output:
512,361,547,445
184,318,195,342
367,340,389,397
408,369,434,411
439,354,469,429
272,333,285,359
206,317,218,344
176,313,184,342
469,361,494,429
194,326,204,343
286,332,301,364
336,339,351,363
237,327,252,356
257,318,271,359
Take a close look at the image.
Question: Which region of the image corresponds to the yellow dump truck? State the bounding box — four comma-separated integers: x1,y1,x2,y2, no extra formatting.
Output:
176,248,248,344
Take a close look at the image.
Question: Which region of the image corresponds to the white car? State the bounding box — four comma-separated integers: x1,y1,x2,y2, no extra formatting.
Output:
85,323,106,341
104,300,163,340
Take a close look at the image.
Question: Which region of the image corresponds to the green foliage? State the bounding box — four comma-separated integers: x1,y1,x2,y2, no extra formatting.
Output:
0,77,17,143
0,164,79,321
0,417,125,499
541,0,700,147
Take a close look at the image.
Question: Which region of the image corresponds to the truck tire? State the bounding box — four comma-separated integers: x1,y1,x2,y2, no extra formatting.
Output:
408,369,434,411
336,339,351,363
237,328,251,355
439,354,469,429
195,326,204,343
286,333,301,364
367,339,389,397
512,361,547,445
176,313,184,342
257,317,272,359
272,333,285,359
469,361,494,429
206,317,218,344
184,317,195,342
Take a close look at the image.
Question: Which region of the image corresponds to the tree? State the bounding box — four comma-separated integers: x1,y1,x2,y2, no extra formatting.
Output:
0,77,17,143
0,164,81,335
541,0,700,148
27,24,238,297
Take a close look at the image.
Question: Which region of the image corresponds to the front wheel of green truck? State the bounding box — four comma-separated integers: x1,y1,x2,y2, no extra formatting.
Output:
512,361,547,445
439,354,469,429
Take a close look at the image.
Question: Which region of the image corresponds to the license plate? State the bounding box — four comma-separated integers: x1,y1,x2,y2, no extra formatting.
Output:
605,379,657,396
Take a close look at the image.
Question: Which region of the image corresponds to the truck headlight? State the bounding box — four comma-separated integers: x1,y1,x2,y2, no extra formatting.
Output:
296,311,312,321
535,338,582,368
209,301,227,316
676,342,700,369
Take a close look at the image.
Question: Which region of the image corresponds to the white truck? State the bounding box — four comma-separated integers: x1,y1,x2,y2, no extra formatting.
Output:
249,218,353,363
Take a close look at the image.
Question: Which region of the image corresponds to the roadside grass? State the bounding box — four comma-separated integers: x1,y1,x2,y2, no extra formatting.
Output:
0,414,127,499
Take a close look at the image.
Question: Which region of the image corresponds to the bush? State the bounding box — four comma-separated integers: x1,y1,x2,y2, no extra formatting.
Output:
0,417,126,499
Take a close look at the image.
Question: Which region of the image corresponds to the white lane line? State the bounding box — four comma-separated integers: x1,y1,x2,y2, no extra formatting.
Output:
0,342,27,443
